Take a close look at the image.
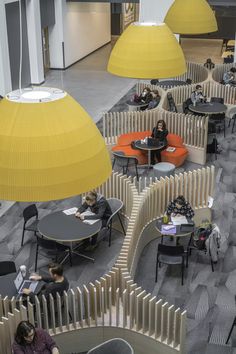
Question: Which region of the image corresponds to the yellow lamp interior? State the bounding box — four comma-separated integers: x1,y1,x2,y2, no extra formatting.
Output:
0,91,112,201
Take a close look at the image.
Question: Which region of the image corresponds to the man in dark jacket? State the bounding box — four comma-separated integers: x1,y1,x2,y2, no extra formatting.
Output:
22,263,69,301
76,191,112,250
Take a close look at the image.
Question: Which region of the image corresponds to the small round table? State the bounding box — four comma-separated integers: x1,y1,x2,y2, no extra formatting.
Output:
189,102,227,115
134,140,167,168
126,100,149,112
38,211,102,262
155,217,195,245
153,80,187,88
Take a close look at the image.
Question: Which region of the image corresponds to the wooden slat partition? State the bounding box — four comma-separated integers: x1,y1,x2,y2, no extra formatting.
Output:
103,110,208,149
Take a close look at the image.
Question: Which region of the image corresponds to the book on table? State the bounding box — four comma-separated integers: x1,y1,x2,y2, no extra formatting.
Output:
63,207,78,215
161,225,177,235
171,215,188,225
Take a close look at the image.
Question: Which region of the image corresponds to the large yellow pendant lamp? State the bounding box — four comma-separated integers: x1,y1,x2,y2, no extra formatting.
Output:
107,22,186,79
165,0,218,35
0,88,111,201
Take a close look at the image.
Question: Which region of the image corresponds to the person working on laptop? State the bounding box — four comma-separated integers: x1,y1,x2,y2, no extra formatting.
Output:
75,191,112,251
12,321,59,354
22,263,69,301
166,196,194,244
151,119,168,164
166,195,194,219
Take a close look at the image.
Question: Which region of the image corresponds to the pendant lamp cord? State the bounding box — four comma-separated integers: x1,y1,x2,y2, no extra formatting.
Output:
19,0,23,93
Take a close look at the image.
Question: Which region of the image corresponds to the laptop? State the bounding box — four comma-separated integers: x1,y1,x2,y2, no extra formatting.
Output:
14,270,39,295
147,138,160,147
180,223,194,233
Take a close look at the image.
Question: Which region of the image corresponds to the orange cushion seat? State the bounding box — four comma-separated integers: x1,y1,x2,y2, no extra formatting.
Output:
112,145,148,165
161,133,188,167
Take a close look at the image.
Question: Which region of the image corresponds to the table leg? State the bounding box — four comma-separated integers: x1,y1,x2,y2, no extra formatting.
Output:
60,242,95,264
148,150,151,168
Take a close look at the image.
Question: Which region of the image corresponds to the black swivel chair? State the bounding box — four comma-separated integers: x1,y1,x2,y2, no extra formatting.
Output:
0,261,16,276
22,204,39,246
105,198,126,247
209,113,226,138
167,93,178,113
183,98,193,114
210,97,224,104
112,151,139,180
155,244,187,285
35,236,72,271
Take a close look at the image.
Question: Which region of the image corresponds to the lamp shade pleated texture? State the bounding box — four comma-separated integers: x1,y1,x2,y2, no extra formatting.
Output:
107,23,186,79
0,94,112,201
165,0,218,34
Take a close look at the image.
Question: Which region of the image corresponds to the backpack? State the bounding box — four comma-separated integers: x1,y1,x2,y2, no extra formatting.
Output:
193,222,212,250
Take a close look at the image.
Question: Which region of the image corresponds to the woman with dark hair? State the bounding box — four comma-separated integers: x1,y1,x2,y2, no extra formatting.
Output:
166,195,194,219
151,120,168,164
12,321,59,354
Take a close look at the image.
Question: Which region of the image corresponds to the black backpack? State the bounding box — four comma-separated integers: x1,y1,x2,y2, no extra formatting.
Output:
194,225,212,250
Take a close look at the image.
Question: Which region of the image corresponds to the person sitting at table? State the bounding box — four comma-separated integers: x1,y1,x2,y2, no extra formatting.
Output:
166,196,194,244
204,58,215,70
190,85,206,105
75,191,112,250
147,90,161,110
133,87,152,105
12,321,60,354
166,195,194,220
22,263,69,301
151,119,168,164
223,67,236,86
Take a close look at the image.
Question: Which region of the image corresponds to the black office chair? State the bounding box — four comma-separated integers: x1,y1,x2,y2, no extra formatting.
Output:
35,236,72,271
0,261,16,276
210,97,224,104
104,198,126,247
167,92,177,113
155,244,187,285
22,204,39,246
112,151,139,180
209,113,226,137
183,98,193,114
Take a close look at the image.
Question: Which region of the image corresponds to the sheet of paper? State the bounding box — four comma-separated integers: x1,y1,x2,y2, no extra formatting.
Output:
161,225,177,235
83,219,100,225
171,215,188,225
63,207,78,215
80,210,96,217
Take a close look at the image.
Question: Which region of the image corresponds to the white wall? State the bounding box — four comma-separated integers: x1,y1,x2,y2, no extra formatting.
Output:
63,2,111,68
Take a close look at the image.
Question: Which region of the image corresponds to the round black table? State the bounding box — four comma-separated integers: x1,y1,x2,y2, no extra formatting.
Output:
189,102,227,115
126,100,148,111
156,218,194,239
38,211,102,262
0,273,42,298
134,140,167,168
154,80,187,88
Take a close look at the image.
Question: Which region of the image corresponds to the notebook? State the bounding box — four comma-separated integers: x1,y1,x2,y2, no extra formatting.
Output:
63,207,77,215
80,210,100,225
171,215,188,225
161,225,177,235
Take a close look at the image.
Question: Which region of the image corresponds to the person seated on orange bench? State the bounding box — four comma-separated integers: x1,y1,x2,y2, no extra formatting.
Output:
151,120,168,164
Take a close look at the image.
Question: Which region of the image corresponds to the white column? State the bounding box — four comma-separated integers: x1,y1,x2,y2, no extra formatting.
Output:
26,0,44,84
0,1,12,95
139,0,175,23
49,0,66,69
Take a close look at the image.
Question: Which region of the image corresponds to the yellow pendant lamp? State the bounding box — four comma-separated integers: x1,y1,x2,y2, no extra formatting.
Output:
0,88,111,201
165,0,217,35
107,22,186,79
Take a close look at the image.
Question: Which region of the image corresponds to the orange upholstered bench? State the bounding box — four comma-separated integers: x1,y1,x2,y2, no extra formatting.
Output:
161,133,188,167
112,131,151,165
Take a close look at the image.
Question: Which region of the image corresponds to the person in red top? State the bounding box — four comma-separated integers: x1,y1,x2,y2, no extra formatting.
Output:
12,321,59,354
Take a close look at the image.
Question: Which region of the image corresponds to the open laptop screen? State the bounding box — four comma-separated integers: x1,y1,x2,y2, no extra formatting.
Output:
14,270,24,291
